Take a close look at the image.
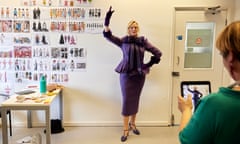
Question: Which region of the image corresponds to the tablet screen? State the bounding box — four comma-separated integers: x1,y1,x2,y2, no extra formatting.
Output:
181,81,211,111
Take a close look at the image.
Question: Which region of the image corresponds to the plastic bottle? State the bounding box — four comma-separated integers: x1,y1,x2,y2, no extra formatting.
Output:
40,76,47,94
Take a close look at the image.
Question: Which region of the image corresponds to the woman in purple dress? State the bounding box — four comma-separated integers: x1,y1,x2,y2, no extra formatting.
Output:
103,6,162,142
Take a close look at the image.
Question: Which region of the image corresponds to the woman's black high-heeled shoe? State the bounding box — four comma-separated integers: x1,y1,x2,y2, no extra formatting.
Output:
129,123,140,135
121,129,129,142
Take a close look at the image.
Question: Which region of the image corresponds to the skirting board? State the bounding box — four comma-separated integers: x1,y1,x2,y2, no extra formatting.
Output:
11,121,170,127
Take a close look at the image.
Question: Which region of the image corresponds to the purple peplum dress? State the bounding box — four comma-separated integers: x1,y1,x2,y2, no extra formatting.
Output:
103,30,162,116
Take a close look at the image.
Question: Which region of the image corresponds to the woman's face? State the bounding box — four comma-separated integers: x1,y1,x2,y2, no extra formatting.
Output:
128,23,139,36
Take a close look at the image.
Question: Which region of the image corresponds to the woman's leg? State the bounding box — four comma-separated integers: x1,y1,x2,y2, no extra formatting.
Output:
129,114,140,135
130,114,136,125
121,115,130,142
123,115,130,130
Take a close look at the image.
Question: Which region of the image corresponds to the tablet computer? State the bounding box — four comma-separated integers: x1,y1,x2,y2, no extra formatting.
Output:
181,81,211,110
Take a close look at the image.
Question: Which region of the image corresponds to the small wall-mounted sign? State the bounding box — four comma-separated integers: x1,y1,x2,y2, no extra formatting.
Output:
176,35,183,40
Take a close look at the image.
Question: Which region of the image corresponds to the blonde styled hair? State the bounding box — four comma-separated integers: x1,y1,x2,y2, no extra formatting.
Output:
127,20,139,35
216,21,240,60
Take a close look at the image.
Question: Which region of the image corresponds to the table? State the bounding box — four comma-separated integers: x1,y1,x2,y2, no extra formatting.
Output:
1,89,63,144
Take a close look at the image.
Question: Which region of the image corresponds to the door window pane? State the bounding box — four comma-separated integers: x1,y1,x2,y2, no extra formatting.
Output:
184,22,214,68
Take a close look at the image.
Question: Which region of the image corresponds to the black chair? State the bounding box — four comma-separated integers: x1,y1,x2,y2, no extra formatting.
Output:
0,93,12,136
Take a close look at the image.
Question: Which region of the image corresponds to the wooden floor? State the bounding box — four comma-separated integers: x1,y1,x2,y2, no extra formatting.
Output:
0,126,180,144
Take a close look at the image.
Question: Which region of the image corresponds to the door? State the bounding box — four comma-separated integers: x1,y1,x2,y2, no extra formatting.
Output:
171,8,228,125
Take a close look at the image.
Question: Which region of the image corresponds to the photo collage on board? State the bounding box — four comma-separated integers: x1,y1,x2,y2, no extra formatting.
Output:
0,0,103,93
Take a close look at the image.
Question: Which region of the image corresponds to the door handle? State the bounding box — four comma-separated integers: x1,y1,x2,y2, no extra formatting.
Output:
177,56,180,65
172,71,180,77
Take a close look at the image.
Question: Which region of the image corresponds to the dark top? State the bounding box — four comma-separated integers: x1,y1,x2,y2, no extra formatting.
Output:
179,87,240,144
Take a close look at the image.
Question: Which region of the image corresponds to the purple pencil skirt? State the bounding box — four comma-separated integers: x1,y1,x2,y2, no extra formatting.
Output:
120,73,146,116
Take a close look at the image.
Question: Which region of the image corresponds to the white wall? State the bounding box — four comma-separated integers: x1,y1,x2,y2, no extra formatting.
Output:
234,0,240,20
0,0,236,127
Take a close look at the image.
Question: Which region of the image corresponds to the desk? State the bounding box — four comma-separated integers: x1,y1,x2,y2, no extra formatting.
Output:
1,89,62,144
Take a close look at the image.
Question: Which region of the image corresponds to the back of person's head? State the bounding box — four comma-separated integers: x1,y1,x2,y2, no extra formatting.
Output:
216,21,240,61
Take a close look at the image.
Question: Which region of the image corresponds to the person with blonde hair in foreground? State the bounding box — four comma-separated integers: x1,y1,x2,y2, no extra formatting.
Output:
103,6,162,142
178,21,240,144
